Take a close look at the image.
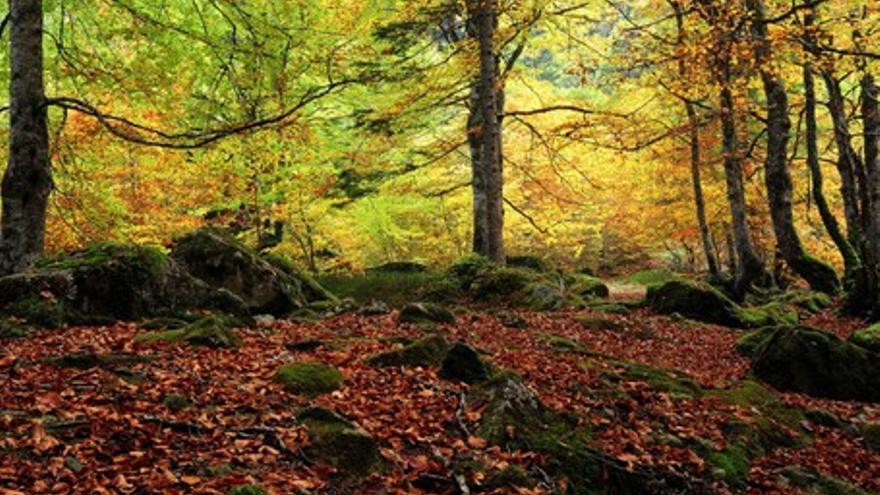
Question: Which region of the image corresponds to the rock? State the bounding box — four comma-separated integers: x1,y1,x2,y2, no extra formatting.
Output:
588,302,631,315
780,465,871,495
850,323,880,353
439,343,489,383
297,407,381,476
646,280,740,326
448,254,493,288
0,244,249,325
253,314,276,327
273,361,344,396
734,327,778,357
171,228,330,316
752,326,880,402
468,267,533,301
358,300,391,316
498,311,527,329
859,423,880,452
369,261,428,273
398,302,455,324
469,373,560,445
523,282,570,311
262,254,338,303
506,255,552,272
367,335,448,367
135,315,243,348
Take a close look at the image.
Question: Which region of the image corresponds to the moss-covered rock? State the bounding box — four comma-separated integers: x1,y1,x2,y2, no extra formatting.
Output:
522,282,572,311
397,302,455,324
568,274,610,299
135,315,242,348
273,362,344,396
646,280,743,327
497,311,528,328
171,228,332,316
736,302,798,328
588,302,631,315
506,255,553,272
439,343,489,383
734,327,778,357
752,326,880,402
0,243,250,325
775,291,832,315
448,254,493,288
780,465,872,495
850,323,880,353
262,253,338,303
297,407,381,476
616,362,703,398
367,335,448,367
468,267,533,301
0,319,28,339
859,423,880,452
227,484,268,495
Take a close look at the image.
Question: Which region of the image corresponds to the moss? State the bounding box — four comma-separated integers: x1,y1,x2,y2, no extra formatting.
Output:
735,327,778,357
646,280,743,327
273,362,344,395
367,335,448,367
544,334,594,355
321,270,462,308
523,282,576,311
43,352,154,370
507,255,553,272
227,485,267,495
297,407,381,476
448,254,493,287
850,323,880,352
484,464,536,489
777,291,832,315
162,393,192,412
139,317,190,331
469,267,534,301
567,274,610,299
859,423,880,452
706,444,750,486
781,466,872,495
135,315,242,348
588,302,631,315
0,319,28,339
616,362,703,398
37,243,167,274
263,253,337,303
626,269,681,286
736,303,798,328
713,381,807,430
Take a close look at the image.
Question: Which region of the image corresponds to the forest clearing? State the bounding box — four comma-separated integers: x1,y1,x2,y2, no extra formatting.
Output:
2,0,880,494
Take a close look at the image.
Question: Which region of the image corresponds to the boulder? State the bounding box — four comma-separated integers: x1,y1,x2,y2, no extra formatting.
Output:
752,326,880,402
646,280,742,327
506,255,552,272
135,315,244,348
850,323,880,353
358,300,391,316
568,274,610,299
367,335,448,367
468,267,533,301
0,244,248,325
523,283,570,311
273,361,344,396
439,343,489,383
297,407,382,476
397,302,455,324
171,229,330,316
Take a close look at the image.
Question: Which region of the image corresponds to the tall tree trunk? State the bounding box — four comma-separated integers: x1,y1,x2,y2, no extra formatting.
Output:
861,73,880,315
1,0,53,275
467,83,489,255
747,0,839,294
474,0,504,264
719,77,765,296
670,0,720,278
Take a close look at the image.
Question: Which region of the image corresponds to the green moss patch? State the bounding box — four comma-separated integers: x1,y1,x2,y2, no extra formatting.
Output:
850,323,880,353
0,319,28,339
735,327,778,357
135,315,242,348
273,362,344,396
397,302,456,324
297,407,381,476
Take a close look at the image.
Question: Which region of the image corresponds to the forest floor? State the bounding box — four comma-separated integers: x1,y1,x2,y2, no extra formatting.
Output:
1,301,879,495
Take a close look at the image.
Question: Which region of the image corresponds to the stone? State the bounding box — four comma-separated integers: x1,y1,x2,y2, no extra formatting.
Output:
367,335,448,367
297,407,381,476
273,361,344,396
397,302,455,324
439,343,489,384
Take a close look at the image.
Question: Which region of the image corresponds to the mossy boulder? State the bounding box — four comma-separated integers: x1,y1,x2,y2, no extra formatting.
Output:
0,243,249,325
297,407,381,476
135,315,242,348
576,315,624,332
734,327,779,357
859,423,880,452
850,323,880,353
439,343,489,383
506,255,552,272
468,267,533,301
262,253,338,303
646,280,742,326
397,302,455,324
368,261,428,273
171,229,331,316
780,465,872,495
273,362,344,396
737,302,799,328
752,326,880,402
776,291,832,315
568,274,610,299
367,335,448,367
448,254,493,288
522,282,572,311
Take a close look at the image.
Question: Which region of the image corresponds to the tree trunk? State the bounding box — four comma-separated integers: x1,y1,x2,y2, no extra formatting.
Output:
861,73,880,315
467,83,489,255
747,0,839,294
474,0,504,264
719,78,765,296
1,0,53,275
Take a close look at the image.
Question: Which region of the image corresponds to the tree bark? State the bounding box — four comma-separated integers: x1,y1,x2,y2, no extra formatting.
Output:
861,73,880,314
474,0,504,263
467,83,489,255
1,0,53,275
747,0,838,294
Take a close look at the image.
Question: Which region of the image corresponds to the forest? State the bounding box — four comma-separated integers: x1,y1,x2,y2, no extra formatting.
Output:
1,0,880,494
